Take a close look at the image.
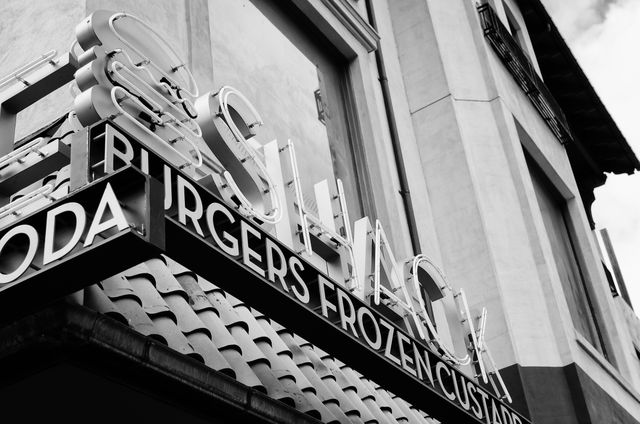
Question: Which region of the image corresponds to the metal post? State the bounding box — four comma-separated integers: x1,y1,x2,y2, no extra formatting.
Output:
600,228,634,310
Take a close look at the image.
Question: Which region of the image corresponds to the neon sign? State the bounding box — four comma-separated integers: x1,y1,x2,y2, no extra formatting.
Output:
0,9,520,423
195,86,282,224
76,8,511,401
73,11,280,225
74,11,205,171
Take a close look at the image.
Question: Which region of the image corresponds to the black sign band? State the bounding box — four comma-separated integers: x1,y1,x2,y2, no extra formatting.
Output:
0,166,163,322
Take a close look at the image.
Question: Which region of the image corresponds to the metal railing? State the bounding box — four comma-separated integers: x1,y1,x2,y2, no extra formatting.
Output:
477,3,574,145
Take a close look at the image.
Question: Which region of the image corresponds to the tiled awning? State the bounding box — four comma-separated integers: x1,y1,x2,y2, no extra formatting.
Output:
76,255,438,424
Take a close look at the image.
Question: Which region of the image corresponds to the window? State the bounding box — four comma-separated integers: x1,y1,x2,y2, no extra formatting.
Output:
526,155,607,356
209,0,365,220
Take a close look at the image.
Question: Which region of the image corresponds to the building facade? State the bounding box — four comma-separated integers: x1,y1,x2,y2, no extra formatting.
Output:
0,1,638,423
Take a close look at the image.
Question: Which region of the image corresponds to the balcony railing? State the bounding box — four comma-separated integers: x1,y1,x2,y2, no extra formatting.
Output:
477,3,574,145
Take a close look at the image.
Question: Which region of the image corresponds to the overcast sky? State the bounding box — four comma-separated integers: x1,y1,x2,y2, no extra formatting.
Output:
539,0,640,310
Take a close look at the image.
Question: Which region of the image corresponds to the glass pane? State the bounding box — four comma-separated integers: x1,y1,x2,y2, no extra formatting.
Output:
208,0,363,219
528,161,604,353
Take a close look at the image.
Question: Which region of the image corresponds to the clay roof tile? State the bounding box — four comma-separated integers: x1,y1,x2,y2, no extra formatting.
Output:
126,273,174,319
83,284,127,325
101,274,138,301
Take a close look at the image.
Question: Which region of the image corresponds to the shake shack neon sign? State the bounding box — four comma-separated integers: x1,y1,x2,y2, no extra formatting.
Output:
0,10,531,424
95,121,529,424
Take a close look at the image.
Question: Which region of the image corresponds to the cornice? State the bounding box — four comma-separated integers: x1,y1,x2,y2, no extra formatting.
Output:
319,0,379,52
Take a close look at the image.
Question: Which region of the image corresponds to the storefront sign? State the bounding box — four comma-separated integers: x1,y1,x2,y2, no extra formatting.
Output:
70,11,478,382
0,167,163,320
0,9,525,423
77,120,531,424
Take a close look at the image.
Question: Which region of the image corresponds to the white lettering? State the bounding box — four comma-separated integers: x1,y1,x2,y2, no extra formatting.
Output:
491,399,503,424
0,225,39,284
265,238,289,292
436,361,456,401
379,320,401,366
468,382,484,419
357,307,382,350
240,220,265,277
43,202,86,265
397,330,416,376
164,165,173,210
414,344,435,386
452,370,471,411
197,87,281,224
84,183,129,247
206,202,239,256
477,389,491,424
177,175,204,237
288,256,309,304
372,220,425,339
337,289,358,337
318,275,337,318
500,406,514,424
104,125,134,173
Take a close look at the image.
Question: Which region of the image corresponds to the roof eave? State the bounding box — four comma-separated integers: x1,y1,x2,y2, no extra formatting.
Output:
515,0,640,175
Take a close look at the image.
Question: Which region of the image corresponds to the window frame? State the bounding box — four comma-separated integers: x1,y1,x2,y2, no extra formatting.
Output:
240,0,416,256
517,122,622,369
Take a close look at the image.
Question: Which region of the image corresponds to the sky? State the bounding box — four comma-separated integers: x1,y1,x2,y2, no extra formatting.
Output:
539,0,640,310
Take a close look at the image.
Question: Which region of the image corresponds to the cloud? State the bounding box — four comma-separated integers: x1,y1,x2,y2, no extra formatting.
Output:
540,0,623,42
541,0,640,310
